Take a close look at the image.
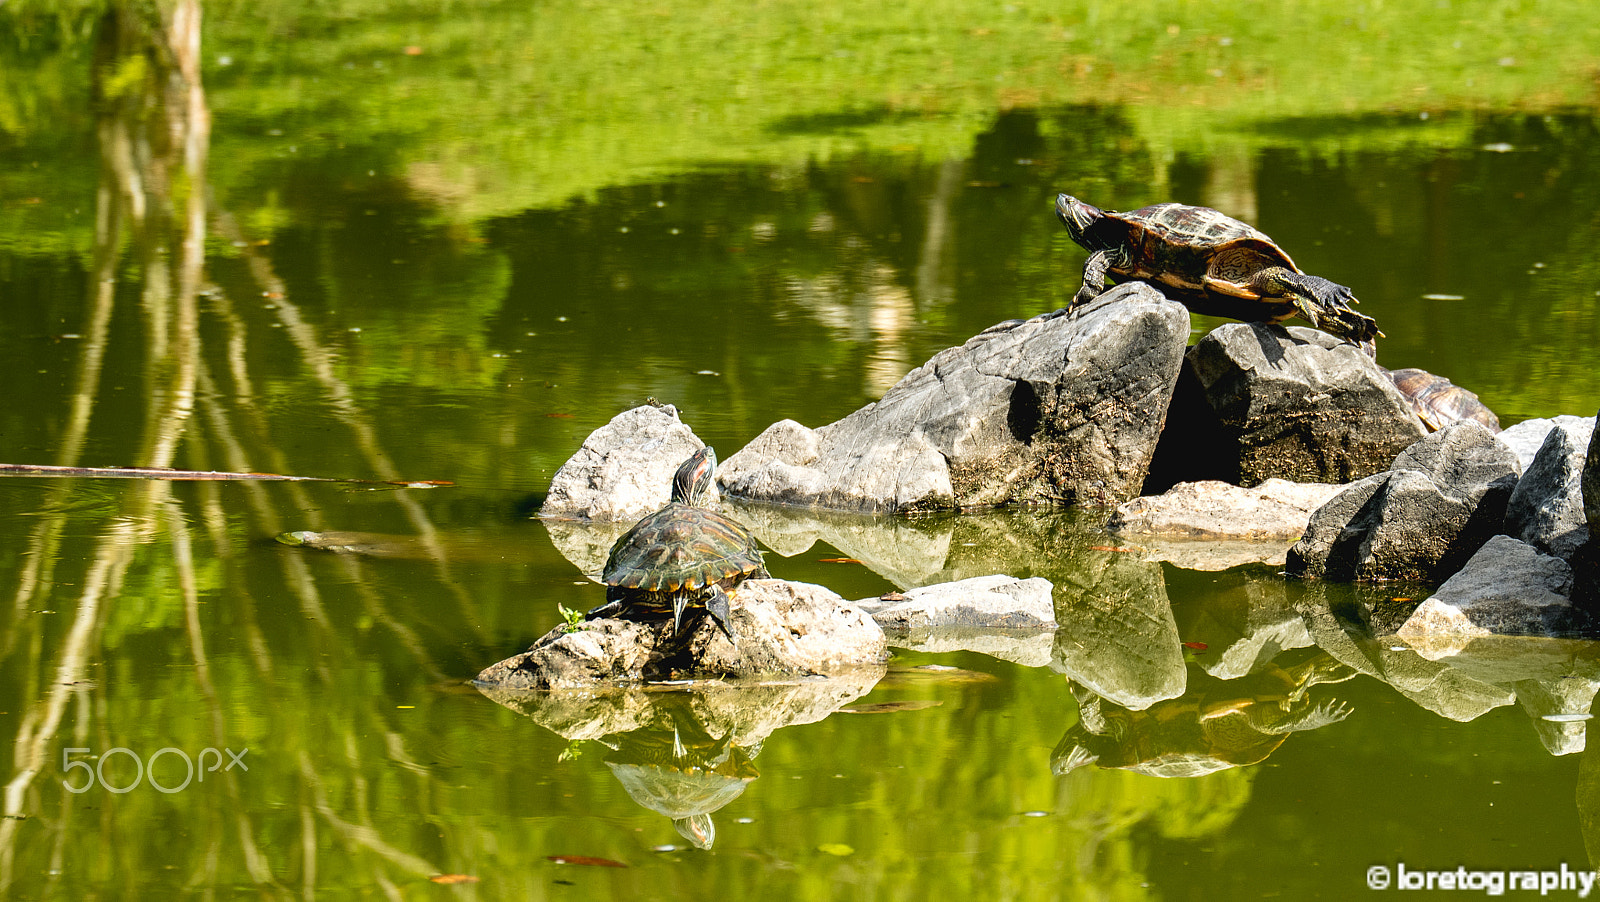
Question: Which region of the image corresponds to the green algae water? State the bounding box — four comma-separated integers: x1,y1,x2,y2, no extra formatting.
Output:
3,2,1600,898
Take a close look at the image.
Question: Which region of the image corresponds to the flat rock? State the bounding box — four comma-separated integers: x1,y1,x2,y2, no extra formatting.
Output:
1505,417,1595,561
539,404,704,522
1186,324,1427,487
855,574,1057,631
1287,421,1520,583
1396,535,1583,638
475,579,888,689
719,282,1191,512
1108,478,1343,540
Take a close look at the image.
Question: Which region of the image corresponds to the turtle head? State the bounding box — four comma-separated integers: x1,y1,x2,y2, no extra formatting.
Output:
1054,194,1105,249
671,446,717,506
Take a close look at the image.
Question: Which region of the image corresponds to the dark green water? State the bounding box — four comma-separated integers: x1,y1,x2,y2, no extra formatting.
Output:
3,3,1600,899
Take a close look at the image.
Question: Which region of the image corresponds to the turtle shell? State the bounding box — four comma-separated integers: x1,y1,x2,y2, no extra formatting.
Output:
1386,367,1500,433
1109,202,1300,300
602,503,766,596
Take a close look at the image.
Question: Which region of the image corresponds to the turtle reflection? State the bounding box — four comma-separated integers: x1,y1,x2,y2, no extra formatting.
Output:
605,709,760,849
1054,652,1357,778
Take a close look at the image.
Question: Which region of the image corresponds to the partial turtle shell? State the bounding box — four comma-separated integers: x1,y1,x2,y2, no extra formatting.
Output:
1386,367,1500,433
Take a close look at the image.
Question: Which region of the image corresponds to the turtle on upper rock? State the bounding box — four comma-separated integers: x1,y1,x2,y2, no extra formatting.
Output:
588,446,768,643
1055,193,1381,347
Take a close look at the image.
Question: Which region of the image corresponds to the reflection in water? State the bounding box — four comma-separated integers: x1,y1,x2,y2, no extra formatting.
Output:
1055,653,1356,778
605,718,760,849
476,671,881,849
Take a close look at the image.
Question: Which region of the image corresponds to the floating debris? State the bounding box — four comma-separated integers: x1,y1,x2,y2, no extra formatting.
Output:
1541,713,1592,723
1421,294,1465,301
547,855,627,868
839,700,944,714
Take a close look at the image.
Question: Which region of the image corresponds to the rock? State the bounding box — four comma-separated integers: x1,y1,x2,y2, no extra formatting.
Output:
474,580,888,689
855,575,1057,631
1185,323,1427,486
719,282,1191,512
539,404,704,522
1497,415,1594,471
1287,421,1520,583
850,575,1057,667
1587,410,1600,538
1505,417,1595,561
1396,535,1584,638
1108,478,1343,541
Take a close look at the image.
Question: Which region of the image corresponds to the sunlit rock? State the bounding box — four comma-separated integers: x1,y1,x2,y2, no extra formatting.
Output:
1287,421,1520,583
1109,478,1342,540
1498,414,1594,471
539,403,705,522
474,579,888,689
1049,552,1186,710
1107,478,1342,569
1505,417,1595,561
1396,535,1585,638
719,282,1190,512
857,574,1056,631
1185,323,1426,486
854,574,1057,667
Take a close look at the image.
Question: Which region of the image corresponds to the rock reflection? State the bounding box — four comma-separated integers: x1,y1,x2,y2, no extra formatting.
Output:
1050,547,1186,710
1054,652,1356,778
476,669,881,847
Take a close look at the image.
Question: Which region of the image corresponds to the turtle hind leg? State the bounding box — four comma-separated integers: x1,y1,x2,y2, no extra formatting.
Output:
704,587,737,645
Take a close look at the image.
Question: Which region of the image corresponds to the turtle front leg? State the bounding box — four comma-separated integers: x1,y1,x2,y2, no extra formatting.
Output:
704,587,737,644
1072,250,1114,309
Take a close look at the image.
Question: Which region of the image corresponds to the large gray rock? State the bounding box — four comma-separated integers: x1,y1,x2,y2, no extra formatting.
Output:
1498,415,1594,471
719,283,1191,512
475,580,888,689
1186,324,1427,487
1505,417,1595,561
1287,421,1520,583
539,404,704,522
1397,535,1583,638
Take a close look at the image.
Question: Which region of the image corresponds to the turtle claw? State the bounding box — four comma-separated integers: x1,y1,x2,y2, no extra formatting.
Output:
705,589,737,644
671,594,689,636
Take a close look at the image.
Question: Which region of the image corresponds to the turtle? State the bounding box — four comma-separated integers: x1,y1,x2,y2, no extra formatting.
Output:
1055,193,1381,347
1384,367,1500,433
588,446,767,642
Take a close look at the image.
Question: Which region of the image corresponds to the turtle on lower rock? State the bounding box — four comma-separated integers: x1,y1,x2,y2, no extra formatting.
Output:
587,446,768,643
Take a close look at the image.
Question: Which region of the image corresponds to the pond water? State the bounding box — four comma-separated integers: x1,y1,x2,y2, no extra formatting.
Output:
4,3,1600,899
